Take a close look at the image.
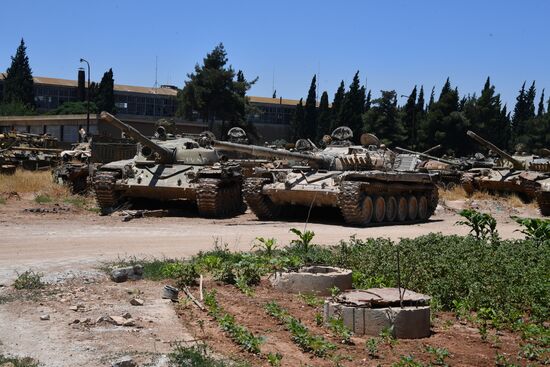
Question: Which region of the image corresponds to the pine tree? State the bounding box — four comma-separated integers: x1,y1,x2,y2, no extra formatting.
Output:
403,86,417,148
291,98,305,141
303,75,317,139
2,39,35,107
317,91,331,140
330,81,346,130
341,71,365,140
95,68,115,113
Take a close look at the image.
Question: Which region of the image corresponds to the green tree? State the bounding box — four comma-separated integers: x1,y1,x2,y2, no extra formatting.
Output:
95,68,115,113
2,39,35,107
363,90,406,147
330,81,346,131
303,75,317,139
176,43,256,134
291,98,305,141
537,89,545,117
512,81,536,144
427,86,435,111
403,86,417,148
365,90,372,112
317,91,331,140
341,71,365,140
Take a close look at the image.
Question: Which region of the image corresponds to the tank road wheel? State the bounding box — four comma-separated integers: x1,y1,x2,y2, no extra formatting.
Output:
417,195,428,221
385,196,397,222
373,196,386,223
93,171,121,215
407,196,418,221
396,196,408,222
338,181,374,226
243,178,281,220
427,187,439,218
197,179,243,218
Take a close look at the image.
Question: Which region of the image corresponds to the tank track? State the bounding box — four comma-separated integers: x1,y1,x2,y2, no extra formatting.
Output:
196,178,244,218
536,191,550,216
93,171,121,214
243,177,281,220
338,181,437,226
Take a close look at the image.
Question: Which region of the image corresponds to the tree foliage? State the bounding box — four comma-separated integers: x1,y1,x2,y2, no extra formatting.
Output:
95,68,115,113
1,38,35,112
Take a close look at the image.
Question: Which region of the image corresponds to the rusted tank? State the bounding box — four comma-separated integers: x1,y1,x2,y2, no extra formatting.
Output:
0,132,61,172
213,127,439,226
92,112,244,217
463,130,550,215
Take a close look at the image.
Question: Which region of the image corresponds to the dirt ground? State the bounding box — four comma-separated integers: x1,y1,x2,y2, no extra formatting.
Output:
0,193,543,366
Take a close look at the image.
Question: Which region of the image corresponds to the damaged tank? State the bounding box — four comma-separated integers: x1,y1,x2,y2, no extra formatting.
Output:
92,112,244,217
213,127,439,226
463,130,550,215
0,132,61,172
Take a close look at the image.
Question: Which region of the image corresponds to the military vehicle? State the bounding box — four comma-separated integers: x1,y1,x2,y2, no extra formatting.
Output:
213,127,439,226
463,130,550,215
92,112,244,217
0,132,61,172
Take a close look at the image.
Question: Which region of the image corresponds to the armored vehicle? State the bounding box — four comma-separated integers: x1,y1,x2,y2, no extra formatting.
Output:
0,132,61,172
214,127,439,226
92,112,243,217
462,130,550,215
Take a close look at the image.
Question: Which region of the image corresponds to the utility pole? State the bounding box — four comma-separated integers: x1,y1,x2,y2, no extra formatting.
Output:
80,58,91,136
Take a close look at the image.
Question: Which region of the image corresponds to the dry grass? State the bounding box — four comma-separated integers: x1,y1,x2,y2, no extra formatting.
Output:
439,185,535,209
439,186,468,201
0,170,68,198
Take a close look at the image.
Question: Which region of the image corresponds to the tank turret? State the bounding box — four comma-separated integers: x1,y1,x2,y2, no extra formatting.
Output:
466,130,523,170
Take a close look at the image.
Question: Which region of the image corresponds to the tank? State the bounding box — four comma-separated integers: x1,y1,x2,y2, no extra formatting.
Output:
0,132,61,172
213,127,439,226
463,130,550,215
92,112,244,217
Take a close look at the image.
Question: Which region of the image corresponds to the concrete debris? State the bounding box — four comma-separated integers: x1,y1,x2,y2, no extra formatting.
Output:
110,264,144,283
111,356,137,367
162,285,179,301
107,315,136,327
130,298,144,306
69,317,91,325
69,304,85,312
40,314,50,321
122,312,132,319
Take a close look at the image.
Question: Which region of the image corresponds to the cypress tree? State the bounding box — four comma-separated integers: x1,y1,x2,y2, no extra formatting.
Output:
403,86,417,148
303,75,317,139
416,86,425,115
95,68,115,113
317,91,331,139
537,89,545,117
341,71,365,140
330,81,346,130
365,90,372,112
3,39,35,107
291,98,305,141
427,86,435,111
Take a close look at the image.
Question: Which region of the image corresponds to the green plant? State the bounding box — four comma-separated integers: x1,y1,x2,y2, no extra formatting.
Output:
519,343,543,361
512,216,550,242
314,312,324,326
456,209,499,241
391,355,426,367
494,352,520,367
266,352,282,366
365,338,380,358
425,345,450,366
34,194,52,204
299,292,323,308
254,237,278,257
163,262,199,288
329,286,341,300
379,327,397,348
13,270,44,290
63,196,87,208
169,344,250,367
290,228,316,256
0,354,40,367
327,317,353,344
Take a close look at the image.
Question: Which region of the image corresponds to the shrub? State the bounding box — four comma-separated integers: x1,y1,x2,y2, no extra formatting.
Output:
456,209,499,241
13,270,44,290
512,216,550,242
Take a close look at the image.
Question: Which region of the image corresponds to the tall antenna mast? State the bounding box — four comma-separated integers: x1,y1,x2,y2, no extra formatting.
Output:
154,56,158,89
272,67,275,97
317,61,320,101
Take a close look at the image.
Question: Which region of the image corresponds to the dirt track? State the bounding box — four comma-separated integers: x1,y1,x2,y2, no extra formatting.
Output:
0,196,537,283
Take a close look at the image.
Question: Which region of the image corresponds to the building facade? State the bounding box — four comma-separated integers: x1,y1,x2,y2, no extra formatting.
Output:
0,74,299,142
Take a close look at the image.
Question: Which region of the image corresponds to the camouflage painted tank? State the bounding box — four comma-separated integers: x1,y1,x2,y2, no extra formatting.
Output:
214,127,439,226
92,112,244,217
462,130,550,215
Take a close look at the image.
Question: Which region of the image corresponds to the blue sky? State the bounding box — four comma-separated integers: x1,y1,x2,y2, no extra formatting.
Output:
1,0,548,108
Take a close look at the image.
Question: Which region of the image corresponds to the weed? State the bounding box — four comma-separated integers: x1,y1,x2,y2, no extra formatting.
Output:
266,352,282,366
327,317,353,344
479,322,488,342
495,352,520,367
519,343,544,361
365,338,380,358
329,286,341,300
425,345,450,366
100,257,179,280
512,216,550,242
34,194,52,204
254,237,278,257
0,354,40,367
299,292,323,308
289,228,316,257
169,344,251,367
13,270,44,290
314,312,324,326
63,196,87,208
391,355,426,367
456,209,499,241
379,327,398,348
264,301,336,358
166,262,199,288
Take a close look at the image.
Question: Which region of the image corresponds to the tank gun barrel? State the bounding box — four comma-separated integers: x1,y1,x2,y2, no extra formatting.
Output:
212,140,328,167
100,112,173,163
3,146,62,153
395,146,459,166
466,130,523,170
422,144,441,155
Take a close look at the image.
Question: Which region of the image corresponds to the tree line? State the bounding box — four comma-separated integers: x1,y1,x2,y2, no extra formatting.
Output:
0,39,116,117
293,72,550,156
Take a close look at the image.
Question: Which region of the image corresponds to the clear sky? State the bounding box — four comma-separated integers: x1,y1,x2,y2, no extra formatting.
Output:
1,0,548,108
